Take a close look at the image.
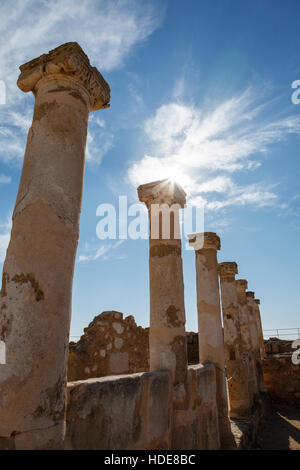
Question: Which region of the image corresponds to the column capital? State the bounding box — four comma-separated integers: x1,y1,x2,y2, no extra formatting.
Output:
137,179,186,208
236,279,248,291
254,299,260,305
218,262,238,278
188,232,220,251
17,42,110,111
246,291,255,299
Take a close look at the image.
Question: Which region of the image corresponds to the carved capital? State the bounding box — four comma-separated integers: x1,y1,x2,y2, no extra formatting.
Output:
236,279,248,291
17,42,110,111
246,291,255,299
188,232,220,251
137,179,186,209
218,261,238,278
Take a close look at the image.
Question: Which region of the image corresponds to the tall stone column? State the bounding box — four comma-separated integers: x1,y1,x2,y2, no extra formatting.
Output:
218,263,251,418
254,299,265,360
0,43,110,449
246,292,266,393
138,179,188,445
188,232,231,447
236,280,259,402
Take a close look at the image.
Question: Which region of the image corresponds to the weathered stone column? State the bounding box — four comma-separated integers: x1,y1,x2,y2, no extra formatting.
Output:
218,263,251,418
254,299,265,360
0,43,110,449
138,179,188,444
236,280,259,402
138,180,187,390
246,292,266,394
188,232,231,447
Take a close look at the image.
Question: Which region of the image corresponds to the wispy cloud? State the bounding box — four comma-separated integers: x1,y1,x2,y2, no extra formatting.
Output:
86,116,114,165
128,88,300,211
0,0,162,165
0,0,161,89
0,108,33,163
0,174,11,184
78,239,125,263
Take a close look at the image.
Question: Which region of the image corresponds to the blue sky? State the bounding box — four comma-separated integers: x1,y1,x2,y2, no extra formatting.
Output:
0,0,299,340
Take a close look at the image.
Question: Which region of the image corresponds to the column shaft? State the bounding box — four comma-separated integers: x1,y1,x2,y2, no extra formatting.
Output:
0,43,110,449
236,280,259,403
189,233,231,448
246,293,266,394
138,180,188,399
219,263,251,418
254,299,265,360
138,180,188,449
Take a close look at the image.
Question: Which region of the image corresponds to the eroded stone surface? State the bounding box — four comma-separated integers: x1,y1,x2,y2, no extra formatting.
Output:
66,364,220,451
138,180,188,395
263,340,300,404
189,232,231,448
219,263,251,418
236,279,259,403
66,371,172,450
68,311,149,381
17,42,110,111
254,299,265,360
0,42,109,449
172,363,220,450
246,292,266,394
138,179,188,448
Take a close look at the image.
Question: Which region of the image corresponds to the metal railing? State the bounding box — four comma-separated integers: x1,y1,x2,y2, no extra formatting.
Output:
263,328,300,340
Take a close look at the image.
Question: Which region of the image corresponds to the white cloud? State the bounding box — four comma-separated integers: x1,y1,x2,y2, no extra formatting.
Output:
128,88,300,211
196,183,279,211
78,239,125,262
0,0,161,90
0,0,162,165
0,174,11,184
86,129,114,165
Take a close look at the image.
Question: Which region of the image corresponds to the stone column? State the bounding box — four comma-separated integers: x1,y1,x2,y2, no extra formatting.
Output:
188,232,231,447
218,263,251,418
0,43,110,450
246,292,266,394
254,299,265,360
138,179,188,445
236,280,259,402
138,180,187,392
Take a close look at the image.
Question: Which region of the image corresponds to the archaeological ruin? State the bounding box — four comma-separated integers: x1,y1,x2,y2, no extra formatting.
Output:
0,42,299,451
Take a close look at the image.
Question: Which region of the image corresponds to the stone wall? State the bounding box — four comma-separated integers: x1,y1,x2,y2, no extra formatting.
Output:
68,311,201,381
262,338,300,404
66,371,171,450
263,355,300,404
68,311,149,381
66,363,220,450
172,363,220,450
264,338,293,355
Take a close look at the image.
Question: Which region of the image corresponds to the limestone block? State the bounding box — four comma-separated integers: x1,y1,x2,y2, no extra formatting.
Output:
66,371,171,450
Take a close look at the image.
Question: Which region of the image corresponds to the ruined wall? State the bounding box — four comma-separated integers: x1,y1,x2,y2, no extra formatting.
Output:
262,338,300,404
264,338,293,355
263,354,300,404
66,363,219,450
68,311,149,381
68,311,200,381
66,371,171,450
